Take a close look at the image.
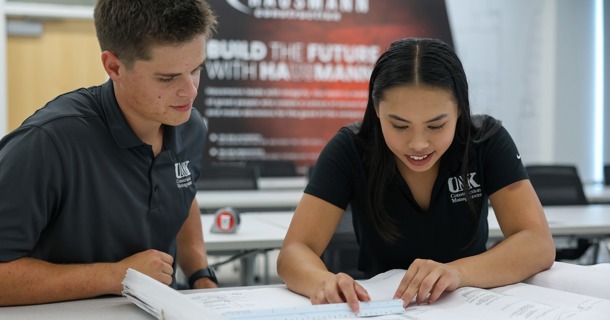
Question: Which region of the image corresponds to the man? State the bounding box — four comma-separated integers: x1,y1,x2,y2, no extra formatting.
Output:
0,0,218,306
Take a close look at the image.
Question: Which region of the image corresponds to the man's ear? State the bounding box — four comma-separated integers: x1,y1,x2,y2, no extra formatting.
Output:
101,50,123,81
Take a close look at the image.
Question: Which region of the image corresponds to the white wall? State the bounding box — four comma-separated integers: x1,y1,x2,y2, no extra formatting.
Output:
554,0,599,183
446,0,603,184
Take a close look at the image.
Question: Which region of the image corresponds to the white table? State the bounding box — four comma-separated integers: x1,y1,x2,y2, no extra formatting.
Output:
196,177,306,211
584,184,610,204
202,213,292,286
489,205,610,263
257,177,307,190
0,295,150,320
488,204,610,240
202,213,288,252
196,190,303,211
204,205,610,253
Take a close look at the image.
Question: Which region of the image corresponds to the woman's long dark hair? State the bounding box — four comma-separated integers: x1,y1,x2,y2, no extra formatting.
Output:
357,38,475,243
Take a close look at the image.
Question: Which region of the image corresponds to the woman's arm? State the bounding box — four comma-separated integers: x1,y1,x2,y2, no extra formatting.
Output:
394,179,555,305
454,179,555,287
277,193,370,312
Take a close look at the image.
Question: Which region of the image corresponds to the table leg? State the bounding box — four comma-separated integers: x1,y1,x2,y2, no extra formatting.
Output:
240,253,257,286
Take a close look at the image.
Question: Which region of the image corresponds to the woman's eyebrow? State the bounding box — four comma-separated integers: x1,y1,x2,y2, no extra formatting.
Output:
425,114,449,123
387,113,448,123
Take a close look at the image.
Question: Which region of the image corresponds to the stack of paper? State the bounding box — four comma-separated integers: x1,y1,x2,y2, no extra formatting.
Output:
121,268,228,320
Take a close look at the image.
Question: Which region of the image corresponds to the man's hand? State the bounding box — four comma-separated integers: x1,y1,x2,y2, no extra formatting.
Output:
116,249,174,293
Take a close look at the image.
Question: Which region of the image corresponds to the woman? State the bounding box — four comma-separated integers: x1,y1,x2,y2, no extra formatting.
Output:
277,38,555,313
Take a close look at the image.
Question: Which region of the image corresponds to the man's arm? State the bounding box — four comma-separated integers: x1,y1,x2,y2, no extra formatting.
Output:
176,198,217,289
0,249,174,306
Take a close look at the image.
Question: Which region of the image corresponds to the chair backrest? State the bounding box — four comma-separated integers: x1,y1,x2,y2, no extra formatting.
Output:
604,164,610,186
320,209,364,279
525,165,588,206
196,165,259,190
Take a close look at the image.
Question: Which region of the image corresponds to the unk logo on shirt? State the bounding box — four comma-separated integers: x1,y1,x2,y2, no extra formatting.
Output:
175,161,193,188
175,161,191,178
448,172,483,203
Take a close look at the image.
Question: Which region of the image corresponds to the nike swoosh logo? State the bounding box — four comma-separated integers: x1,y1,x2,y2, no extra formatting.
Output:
516,154,521,159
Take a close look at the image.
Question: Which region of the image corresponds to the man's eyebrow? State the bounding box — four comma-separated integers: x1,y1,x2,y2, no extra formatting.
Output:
388,113,448,123
154,72,181,77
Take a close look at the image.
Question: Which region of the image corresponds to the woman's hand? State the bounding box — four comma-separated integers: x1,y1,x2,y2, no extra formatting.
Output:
394,259,461,307
310,272,371,313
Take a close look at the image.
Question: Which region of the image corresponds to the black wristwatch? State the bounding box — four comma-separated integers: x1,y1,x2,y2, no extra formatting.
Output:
188,267,218,288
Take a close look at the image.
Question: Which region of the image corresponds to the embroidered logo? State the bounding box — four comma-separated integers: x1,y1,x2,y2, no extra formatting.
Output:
175,161,193,189
448,172,483,203
175,161,191,178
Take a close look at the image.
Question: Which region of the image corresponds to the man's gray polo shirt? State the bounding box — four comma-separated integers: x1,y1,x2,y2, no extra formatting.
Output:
0,80,205,267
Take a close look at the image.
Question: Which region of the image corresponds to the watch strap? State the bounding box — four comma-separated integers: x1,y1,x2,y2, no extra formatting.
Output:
188,267,218,287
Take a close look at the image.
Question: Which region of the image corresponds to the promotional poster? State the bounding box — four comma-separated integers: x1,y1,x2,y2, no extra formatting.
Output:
195,0,453,175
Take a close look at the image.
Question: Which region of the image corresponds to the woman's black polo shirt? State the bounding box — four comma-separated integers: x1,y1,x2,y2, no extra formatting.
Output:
0,80,205,268
306,117,528,278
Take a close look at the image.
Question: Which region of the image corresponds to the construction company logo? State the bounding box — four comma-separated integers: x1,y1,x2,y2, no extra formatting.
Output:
447,172,483,203
226,0,369,21
175,161,193,188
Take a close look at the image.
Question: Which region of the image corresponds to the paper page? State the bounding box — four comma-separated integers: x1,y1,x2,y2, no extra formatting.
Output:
492,283,610,318
188,287,311,313
351,268,610,320
357,269,406,300
400,285,609,320
187,269,411,313
188,288,406,320
523,261,610,299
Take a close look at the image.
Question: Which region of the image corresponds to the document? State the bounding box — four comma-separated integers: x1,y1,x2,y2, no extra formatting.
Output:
523,261,610,299
123,262,610,320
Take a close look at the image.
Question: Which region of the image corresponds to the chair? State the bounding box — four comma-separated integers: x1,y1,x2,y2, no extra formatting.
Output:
525,165,588,206
320,209,365,279
525,165,592,262
196,165,259,191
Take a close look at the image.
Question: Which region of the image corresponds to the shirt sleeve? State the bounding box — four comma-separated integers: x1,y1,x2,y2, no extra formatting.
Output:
480,125,528,195
304,128,361,210
0,126,64,261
